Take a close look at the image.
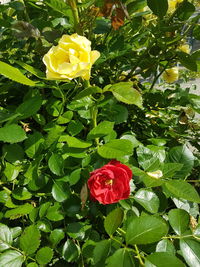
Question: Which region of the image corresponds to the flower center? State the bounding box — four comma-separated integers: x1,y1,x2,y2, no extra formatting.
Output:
105,179,113,186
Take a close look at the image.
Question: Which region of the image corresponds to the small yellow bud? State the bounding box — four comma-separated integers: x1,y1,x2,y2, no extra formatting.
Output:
162,67,179,83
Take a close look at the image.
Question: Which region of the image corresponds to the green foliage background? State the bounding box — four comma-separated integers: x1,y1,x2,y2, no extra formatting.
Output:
0,0,200,266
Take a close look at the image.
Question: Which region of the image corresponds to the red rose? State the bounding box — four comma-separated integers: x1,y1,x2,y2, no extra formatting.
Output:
87,160,132,205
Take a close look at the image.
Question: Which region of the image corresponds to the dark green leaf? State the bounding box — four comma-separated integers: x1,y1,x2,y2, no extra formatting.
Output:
106,248,135,267
134,188,159,213
168,209,190,235
52,180,70,202
177,52,197,72
12,187,32,201
3,144,24,163
93,240,111,265
24,132,44,158
48,153,64,176
16,96,42,120
164,180,200,203
49,229,65,247
147,0,168,18
145,252,185,267
62,239,80,262
104,208,124,236
166,145,194,179
126,215,168,245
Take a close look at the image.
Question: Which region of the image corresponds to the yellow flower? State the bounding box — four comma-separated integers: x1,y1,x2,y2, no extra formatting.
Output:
43,33,100,80
162,67,179,83
178,44,190,54
168,0,183,13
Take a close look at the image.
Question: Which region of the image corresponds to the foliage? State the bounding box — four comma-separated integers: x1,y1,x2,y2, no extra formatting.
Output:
0,0,200,266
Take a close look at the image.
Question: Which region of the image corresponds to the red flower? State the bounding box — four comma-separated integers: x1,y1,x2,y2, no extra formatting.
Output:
87,160,132,205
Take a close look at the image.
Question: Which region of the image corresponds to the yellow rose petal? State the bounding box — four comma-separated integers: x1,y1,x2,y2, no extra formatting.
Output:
90,50,100,64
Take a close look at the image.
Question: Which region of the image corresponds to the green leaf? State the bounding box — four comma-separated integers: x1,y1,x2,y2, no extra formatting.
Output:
5,203,34,219
134,189,159,213
168,209,190,235
24,132,44,158
15,61,46,79
67,120,83,136
132,166,164,188
177,52,197,72
0,124,26,143
62,239,80,262
156,240,176,255
4,162,20,181
104,208,124,236
36,247,53,265
74,86,102,100
176,1,195,21
162,163,183,178
145,252,185,267
12,187,32,201
166,145,194,179
0,61,35,86
0,224,13,252
147,0,168,18
180,239,200,267
46,203,64,221
93,240,111,265
110,82,143,108
57,110,73,124
49,229,65,247
87,121,114,140
0,250,24,267
98,139,133,159
48,153,64,176
52,180,70,202
126,215,168,245
164,180,200,203
19,225,41,255
69,168,81,185
106,248,135,267
16,96,42,120
3,144,24,163
59,135,92,148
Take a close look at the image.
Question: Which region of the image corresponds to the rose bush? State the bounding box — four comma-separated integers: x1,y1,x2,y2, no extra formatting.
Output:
43,33,100,80
0,0,200,266
87,160,132,204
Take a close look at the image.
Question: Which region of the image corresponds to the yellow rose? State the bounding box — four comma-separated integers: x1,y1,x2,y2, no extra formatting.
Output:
178,44,190,54
168,0,183,13
43,33,100,80
162,67,179,83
